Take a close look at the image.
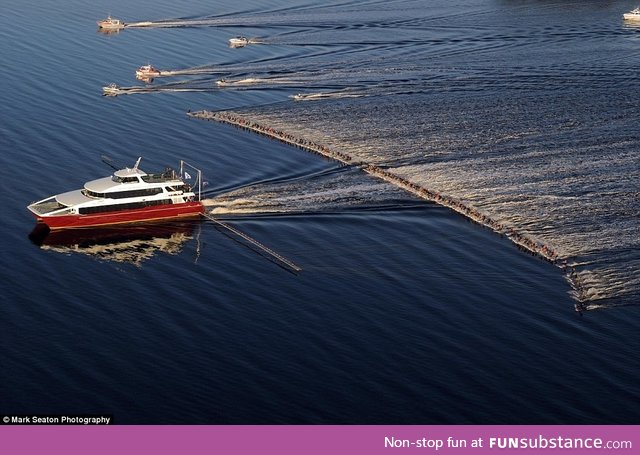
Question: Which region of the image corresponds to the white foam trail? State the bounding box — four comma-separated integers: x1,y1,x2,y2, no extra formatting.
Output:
217,77,306,87
202,198,257,208
290,91,366,101
206,180,395,215
160,68,226,77
126,19,225,28
102,83,214,96
210,206,288,215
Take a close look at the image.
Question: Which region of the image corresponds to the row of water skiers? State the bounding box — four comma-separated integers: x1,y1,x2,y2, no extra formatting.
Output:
193,111,355,164
192,109,564,267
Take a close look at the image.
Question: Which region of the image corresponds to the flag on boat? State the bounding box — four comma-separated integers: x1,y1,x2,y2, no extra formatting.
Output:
184,171,192,180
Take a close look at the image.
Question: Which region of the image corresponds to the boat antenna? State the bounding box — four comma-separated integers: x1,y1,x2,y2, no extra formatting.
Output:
101,155,119,171
133,156,142,170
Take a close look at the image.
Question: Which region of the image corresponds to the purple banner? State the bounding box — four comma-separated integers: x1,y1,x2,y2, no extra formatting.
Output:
1,425,637,454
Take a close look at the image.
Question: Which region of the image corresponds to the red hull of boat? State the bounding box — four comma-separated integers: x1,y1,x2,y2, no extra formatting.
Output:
33,202,204,230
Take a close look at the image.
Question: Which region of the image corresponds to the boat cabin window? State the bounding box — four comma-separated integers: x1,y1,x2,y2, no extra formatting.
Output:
83,187,163,199
141,169,177,183
112,175,140,183
165,185,189,193
109,188,164,198
79,199,172,215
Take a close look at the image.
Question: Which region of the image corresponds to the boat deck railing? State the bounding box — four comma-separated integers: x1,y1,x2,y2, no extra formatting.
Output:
141,171,178,183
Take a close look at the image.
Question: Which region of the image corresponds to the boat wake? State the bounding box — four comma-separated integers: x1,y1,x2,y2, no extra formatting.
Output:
202,198,264,214
158,68,227,77
290,90,366,101
200,160,411,218
103,73,354,97
126,19,226,29
100,1,639,310
102,80,216,96
216,77,295,86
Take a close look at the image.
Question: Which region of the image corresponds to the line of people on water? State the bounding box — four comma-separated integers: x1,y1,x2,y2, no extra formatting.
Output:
191,110,562,266
362,164,560,261
192,110,356,164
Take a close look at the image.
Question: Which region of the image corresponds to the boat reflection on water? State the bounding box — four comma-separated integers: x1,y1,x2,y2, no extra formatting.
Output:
622,21,640,31
137,76,155,84
29,221,197,266
97,28,122,36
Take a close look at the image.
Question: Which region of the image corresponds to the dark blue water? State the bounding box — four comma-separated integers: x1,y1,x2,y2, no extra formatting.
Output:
1,0,639,423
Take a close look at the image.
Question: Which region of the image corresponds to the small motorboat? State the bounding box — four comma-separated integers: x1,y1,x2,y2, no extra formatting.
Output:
97,15,126,30
624,7,640,20
290,90,362,102
228,36,249,48
216,79,228,86
291,92,330,101
136,64,162,79
102,83,121,96
27,157,204,230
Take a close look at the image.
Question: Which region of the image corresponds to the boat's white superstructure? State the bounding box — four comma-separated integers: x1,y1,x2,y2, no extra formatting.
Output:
624,7,640,20
136,64,162,79
97,15,125,30
229,36,249,47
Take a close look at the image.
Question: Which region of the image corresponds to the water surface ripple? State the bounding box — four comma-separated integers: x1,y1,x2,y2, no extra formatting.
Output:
1,0,639,424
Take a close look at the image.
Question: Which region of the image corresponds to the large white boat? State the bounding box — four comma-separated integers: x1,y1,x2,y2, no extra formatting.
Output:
97,15,126,30
28,158,204,230
624,8,640,20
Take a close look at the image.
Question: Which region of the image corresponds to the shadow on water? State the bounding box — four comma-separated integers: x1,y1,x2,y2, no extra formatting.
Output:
28,222,197,266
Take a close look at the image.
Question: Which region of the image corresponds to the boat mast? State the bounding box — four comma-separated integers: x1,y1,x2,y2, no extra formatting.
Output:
180,160,202,201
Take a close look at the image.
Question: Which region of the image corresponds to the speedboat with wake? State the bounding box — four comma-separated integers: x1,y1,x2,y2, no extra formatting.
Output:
291,90,364,101
97,15,126,30
228,36,249,48
28,157,204,229
291,92,332,101
102,83,121,96
135,64,162,79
